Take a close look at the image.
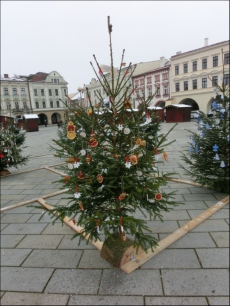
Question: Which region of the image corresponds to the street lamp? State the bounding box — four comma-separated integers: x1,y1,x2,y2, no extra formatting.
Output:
77,86,83,107
9,104,11,117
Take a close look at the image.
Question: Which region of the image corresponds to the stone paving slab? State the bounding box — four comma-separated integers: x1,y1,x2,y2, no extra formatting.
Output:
0,292,69,305
99,270,163,296
0,213,33,224
1,267,54,292
78,250,113,269
162,269,229,296
1,224,8,231
145,297,208,305
188,209,229,219
1,190,26,195
173,201,208,210
41,222,75,235
145,221,179,233
57,235,95,250
178,219,229,232
196,248,229,268
159,233,216,248
1,234,25,248
210,232,229,247
1,223,47,235
183,194,218,201
140,249,201,269
207,297,230,305
154,210,191,221
68,295,144,305
16,234,64,249
45,269,102,294
1,249,32,266
26,213,61,223
22,249,82,268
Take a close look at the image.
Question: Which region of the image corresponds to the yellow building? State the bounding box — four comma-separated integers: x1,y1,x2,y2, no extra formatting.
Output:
169,39,229,114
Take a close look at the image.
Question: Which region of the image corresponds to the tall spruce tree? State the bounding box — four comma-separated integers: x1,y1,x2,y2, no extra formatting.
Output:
180,57,229,194
48,17,179,259
0,119,28,175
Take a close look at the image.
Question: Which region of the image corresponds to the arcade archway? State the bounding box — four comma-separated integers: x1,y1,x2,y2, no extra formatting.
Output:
38,113,48,125
155,101,166,108
179,98,199,111
51,113,61,124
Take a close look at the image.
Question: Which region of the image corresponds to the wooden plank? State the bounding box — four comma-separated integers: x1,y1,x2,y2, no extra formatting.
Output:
0,189,69,213
37,198,103,251
120,195,229,274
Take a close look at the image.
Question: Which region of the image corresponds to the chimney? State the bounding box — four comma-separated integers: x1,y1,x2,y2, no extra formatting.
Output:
160,56,165,67
4,74,9,78
204,38,208,47
176,51,181,55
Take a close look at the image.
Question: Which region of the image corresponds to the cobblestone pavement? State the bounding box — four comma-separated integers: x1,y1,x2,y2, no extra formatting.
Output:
0,122,229,305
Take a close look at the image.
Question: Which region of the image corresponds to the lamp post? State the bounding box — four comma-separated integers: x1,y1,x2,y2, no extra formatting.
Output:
9,104,11,118
77,86,83,107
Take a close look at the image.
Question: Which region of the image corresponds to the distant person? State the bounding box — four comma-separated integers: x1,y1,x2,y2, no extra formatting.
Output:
44,119,47,127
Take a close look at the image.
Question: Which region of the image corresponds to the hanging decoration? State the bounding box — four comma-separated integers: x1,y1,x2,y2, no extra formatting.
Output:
212,144,219,152
66,121,77,140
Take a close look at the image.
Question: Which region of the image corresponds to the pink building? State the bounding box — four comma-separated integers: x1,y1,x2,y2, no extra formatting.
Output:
132,57,171,108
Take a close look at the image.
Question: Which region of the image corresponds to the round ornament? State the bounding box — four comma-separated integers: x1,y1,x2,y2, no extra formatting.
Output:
136,170,142,176
68,163,74,169
80,132,86,138
124,128,130,135
80,149,86,156
148,135,154,139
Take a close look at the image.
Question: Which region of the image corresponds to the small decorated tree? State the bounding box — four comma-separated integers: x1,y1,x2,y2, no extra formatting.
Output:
0,119,28,176
180,54,229,194
48,16,179,268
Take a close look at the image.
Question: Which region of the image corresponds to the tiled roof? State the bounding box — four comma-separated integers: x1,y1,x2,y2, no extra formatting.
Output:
29,72,49,82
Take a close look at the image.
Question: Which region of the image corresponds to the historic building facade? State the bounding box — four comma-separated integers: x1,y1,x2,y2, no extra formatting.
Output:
132,57,170,108
0,71,69,125
169,39,229,113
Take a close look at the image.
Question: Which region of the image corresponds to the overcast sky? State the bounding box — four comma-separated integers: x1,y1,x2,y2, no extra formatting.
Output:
1,1,229,94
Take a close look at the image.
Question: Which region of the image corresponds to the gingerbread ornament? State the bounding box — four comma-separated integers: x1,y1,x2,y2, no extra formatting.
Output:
66,121,77,140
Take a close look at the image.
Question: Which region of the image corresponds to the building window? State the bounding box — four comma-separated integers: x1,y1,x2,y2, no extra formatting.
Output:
183,63,188,73
175,66,179,75
141,89,145,97
135,89,139,96
193,61,197,71
64,88,67,95
15,102,19,110
175,83,180,92
184,81,188,90
224,74,230,85
147,77,151,84
224,53,229,64
35,102,39,108
135,80,139,87
6,102,11,109
57,100,60,107
42,101,46,108
162,73,168,80
55,89,58,96
21,88,26,95
140,79,144,85
12,88,17,95
50,101,53,108
155,75,160,82
164,85,168,94
213,56,218,67
54,79,59,83
48,89,52,96
202,59,207,69
23,101,27,109
212,76,218,87
41,89,45,96
148,88,152,96
193,79,197,89
156,87,160,95
4,88,9,95
202,78,207,88
34,89,38,96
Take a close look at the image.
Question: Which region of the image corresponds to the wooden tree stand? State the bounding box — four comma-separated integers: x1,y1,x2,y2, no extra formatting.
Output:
100,234,145,268
0,169,11,176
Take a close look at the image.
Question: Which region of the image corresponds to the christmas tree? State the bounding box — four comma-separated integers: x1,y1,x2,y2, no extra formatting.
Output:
48,16,179,267
180,57,229,194
0,119,28,176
